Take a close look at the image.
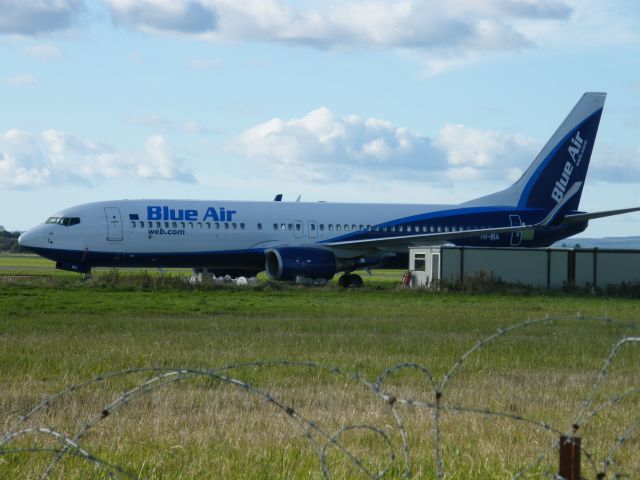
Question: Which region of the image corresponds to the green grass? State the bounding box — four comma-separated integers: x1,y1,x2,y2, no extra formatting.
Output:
1,255,639,479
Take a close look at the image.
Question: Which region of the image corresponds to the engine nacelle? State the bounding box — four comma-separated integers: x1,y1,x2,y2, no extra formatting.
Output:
265,247,337,281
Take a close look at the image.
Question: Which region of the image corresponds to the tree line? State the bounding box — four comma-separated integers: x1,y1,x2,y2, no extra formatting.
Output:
0,229,24,253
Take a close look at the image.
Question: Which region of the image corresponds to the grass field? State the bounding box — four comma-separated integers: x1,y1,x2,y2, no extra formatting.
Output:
1,254,639,479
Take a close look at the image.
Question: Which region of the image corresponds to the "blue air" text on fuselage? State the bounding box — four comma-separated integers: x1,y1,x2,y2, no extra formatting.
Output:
147,206,237,222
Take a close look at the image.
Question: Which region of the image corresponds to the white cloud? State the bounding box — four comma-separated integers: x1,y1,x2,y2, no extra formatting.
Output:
236,107,445,182
5,74,36,85
0,0,83,35
105,0,572,73
0,128,195,188
433,124,539,182
237,107,640,191
25,43,62,60
108,0,217,33
182,120,208,134
235,107,544,185
208,0,570,48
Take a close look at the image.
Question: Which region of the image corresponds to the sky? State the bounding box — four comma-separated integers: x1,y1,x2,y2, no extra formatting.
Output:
1,0,640,237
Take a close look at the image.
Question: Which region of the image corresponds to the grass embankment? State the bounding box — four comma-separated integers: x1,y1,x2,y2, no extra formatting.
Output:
0,257,639,479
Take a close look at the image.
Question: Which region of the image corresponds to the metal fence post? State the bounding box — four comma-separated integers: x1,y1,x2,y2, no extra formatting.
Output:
559,435,581,480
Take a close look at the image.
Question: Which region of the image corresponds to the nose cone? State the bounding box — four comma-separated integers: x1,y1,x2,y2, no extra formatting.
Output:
18,228,39,250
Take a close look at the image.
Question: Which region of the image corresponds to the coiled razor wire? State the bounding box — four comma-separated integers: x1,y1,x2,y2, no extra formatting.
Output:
1,314,639,479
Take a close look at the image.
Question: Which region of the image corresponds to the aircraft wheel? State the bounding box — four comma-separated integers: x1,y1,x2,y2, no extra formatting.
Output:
338,273,364,288
348,273,364,288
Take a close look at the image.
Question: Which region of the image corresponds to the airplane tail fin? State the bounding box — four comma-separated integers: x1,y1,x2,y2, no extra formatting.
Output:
467,92,606,211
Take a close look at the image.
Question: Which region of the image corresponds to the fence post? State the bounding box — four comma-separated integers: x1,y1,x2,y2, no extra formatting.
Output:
558,435,581,480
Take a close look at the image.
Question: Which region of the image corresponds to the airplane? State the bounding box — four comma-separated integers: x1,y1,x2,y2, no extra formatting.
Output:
18,92,640,287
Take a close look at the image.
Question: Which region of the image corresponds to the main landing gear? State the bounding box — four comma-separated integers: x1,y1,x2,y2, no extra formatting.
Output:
337,273,364,288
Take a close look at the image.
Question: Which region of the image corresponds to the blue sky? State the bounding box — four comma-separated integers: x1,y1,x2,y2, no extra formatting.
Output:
1,0,640,237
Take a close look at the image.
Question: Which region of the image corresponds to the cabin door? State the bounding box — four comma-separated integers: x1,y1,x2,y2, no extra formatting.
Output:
509,214,522,246
105,207,123,241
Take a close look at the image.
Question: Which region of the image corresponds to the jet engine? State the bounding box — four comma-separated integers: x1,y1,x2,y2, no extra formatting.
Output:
265,247,337,281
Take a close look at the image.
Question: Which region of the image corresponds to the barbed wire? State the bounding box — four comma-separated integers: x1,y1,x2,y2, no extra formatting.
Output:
1,314,638,479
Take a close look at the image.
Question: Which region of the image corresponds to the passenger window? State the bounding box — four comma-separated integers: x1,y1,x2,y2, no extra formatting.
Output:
310,223,316,231
157,222,162,228
328,224,333,231
296,223,301,231
351,224,356,230
273,223,278,230
172,222,177,228
232,223,237,229
180,222,185,228
215,223,220,229
287,224,293,230
206,222,211,229
139,221,144,228
189,222,194,228
240,223,245,229
391,226,396,232
131,221,136,227
359,225,364,230
437,226,442,232
198,222,202,229
344,224,349,231
148,222,153,228
336,225,342,231
224,223,229,229
319,224,324,231
407,225,412,232
257,223,262,230
398,226,404,232
281,223,286,230
165,222,170,228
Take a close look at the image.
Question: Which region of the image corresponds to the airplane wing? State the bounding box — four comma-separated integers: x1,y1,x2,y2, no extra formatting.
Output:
324,182,584,249
323,222,537,249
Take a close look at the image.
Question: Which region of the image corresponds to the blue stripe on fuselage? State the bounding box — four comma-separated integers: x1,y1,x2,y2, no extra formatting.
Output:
320,206,549,243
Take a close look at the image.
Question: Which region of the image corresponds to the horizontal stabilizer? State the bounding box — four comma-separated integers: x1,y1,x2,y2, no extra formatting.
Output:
564,206,640,223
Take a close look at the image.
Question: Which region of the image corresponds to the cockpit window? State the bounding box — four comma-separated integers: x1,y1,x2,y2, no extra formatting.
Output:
45,216,81,226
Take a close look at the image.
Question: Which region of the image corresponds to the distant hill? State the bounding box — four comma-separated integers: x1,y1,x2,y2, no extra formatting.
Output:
554,236,640,250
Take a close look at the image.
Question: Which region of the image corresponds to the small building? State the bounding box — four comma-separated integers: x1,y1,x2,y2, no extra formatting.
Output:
409,245,640,289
